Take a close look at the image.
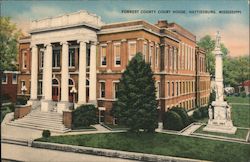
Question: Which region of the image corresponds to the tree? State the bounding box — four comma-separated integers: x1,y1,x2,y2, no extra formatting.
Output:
197,35,228,77
0,17,21,71
0,17,21,109
112,53,158,133
162,111,184,131
171,107,190,127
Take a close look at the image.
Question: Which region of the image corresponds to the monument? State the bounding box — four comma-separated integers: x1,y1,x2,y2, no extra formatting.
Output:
203,31,237,134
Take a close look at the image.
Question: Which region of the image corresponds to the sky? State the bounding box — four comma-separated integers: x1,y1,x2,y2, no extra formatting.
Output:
1,0,249,57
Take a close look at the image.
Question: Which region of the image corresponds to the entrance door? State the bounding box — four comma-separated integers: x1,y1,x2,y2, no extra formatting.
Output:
52,79,59,101
52,86,59,101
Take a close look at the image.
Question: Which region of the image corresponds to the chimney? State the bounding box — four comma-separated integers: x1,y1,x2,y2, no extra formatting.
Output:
155,20,168,28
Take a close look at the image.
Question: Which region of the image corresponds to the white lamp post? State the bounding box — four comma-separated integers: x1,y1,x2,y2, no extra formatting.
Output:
70,86,77,109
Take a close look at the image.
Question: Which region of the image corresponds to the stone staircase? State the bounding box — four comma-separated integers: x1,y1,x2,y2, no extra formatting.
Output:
8,110,70,133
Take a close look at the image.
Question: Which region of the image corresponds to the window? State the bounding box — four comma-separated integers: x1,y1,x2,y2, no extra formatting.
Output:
165,46,168,68
180,82,182,95
156,82,160,99
172,82,174,96
39,49,44,69
155,47,159,67
143,43,147,61
128,42,136,60
86,45,90,67
22,50,27,69
149,46,153,64
113,82,119,99
12,74,17,84
52,49,60,68
21,81,26,94
114,44,121,66
169,47,172,69
2,74,7,84
167,82,170,97
38,81,43,95
69,48,75,67
176,82,179,96
100,46,107,66
100,81,105,98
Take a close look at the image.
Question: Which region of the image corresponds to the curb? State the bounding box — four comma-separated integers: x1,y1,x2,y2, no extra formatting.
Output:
32,141,210,162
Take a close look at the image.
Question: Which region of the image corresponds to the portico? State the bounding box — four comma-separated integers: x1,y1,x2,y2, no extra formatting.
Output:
28,10,103,114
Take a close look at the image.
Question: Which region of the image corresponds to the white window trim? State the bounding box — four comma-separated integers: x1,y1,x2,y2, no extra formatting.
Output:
12,73,17,84
155,47,159,68
143,42,147,62
52,49,61,68
2,73,8,84
100,46,107,67
39,49,45,69
112,80,120,99
113,43,121,67
99,80,105,99
38,80,43,95
69,48,76,68
22,51,27,69
128,41,136,61
156,81,160,99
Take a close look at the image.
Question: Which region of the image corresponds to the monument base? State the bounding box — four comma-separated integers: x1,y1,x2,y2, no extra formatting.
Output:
203,119,237,134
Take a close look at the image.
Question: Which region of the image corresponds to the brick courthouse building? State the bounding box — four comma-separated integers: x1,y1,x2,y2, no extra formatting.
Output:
17,10,210,124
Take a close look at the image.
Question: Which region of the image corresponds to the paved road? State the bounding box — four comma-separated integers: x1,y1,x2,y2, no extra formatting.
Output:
2,143,138,162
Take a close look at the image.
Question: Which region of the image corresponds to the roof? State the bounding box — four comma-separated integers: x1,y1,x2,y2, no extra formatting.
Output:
240,80,250,86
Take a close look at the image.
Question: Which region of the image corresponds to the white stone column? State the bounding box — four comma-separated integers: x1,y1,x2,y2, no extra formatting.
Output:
89,42,97,104
30,45,38,100
77,40,87,105
41,43,53,112
57,41,69,113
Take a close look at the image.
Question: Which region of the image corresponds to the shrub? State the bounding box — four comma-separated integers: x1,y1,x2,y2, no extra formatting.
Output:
163,111,184,131
193,109,202,119
42,130,51,138
171,107,190,127
199,106,208,118
16,96,27,105
72,104,97,128
9,103,15,112
240,92,246,98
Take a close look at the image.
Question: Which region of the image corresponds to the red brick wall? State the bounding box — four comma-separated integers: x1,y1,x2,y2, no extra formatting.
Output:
1,73,18,102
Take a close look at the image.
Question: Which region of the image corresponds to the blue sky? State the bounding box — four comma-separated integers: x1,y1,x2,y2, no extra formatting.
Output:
1,0,249,57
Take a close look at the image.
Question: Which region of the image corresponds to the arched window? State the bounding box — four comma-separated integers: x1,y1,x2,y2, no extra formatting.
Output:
69,78,74,86
52,78,59,85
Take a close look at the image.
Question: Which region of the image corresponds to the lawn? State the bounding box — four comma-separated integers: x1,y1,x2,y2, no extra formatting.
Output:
195,125,249,140
232,105,250,128
227,96,250,104
36,132,250,162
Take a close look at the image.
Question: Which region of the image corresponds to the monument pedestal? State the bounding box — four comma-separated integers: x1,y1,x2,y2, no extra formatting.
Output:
203,101,237,134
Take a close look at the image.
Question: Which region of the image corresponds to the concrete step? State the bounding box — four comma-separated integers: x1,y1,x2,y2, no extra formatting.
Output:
10,109,70,133
25,115,63,122
9,122,69,133
14,118,64,127
12,119,66,129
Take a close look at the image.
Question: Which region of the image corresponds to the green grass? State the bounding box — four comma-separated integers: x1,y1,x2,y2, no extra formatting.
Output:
36,132,250,162
227,96,250,104
195,125,249,139
232,105,250,128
